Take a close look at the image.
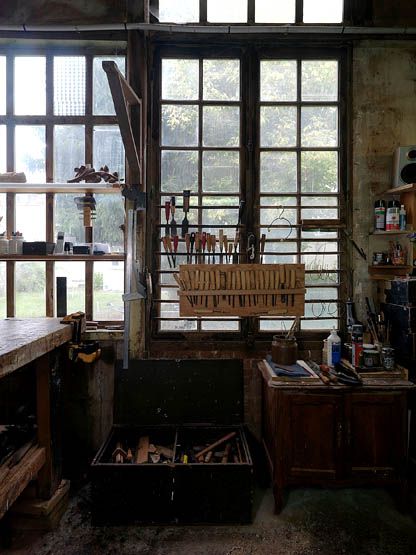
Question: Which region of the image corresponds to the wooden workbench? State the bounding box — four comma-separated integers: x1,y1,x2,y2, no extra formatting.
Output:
259,361,415,514
0,318,72,521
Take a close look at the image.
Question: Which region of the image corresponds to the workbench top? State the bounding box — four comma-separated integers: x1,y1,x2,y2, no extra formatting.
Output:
0,318,73,379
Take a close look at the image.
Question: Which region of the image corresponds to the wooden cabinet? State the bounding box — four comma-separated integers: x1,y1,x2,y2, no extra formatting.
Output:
260,364,413,513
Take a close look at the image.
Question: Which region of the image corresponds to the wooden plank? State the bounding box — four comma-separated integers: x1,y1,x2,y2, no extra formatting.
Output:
0,318,72,379
0,255,124,262
135,436,149,464
0,184,121,194
0,446,46,521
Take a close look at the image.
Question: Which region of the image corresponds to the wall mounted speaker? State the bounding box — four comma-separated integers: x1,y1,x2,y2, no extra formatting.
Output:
393,146,416,187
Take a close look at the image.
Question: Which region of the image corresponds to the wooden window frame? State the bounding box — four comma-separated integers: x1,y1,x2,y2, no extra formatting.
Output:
0,44,126,323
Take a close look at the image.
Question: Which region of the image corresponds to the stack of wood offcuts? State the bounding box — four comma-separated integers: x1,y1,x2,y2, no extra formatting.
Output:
176,263,305,317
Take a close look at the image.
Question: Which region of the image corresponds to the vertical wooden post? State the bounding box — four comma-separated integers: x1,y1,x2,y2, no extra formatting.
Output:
36,353,54,499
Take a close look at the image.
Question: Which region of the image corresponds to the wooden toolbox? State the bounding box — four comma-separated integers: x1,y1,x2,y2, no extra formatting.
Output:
176,263,305,317
91,359,253,525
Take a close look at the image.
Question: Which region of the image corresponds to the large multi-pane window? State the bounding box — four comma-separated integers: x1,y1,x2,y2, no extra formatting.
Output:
154,49,345,336
0,50,126,322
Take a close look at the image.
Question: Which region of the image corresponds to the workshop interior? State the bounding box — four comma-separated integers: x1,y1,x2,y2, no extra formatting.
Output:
2,1,416,553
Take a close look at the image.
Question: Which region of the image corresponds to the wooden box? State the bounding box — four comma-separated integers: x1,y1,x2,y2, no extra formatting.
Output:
91,360,254,525
177,263,305,317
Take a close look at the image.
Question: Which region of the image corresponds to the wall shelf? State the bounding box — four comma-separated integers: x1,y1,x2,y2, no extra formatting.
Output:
382,183,416,195
370,230,413,236
0,183,122,194
0,254,125,262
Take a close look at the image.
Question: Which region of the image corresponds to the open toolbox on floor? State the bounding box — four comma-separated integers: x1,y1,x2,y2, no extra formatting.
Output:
91,359,253,525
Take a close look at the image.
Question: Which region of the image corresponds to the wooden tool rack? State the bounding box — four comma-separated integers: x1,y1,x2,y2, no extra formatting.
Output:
177,263,305,317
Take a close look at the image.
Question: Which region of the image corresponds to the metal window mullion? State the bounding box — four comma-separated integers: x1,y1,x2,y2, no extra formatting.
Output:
200,0,207,23
296,0,303,24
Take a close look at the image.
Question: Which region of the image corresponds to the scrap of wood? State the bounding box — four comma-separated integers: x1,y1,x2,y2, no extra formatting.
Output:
155,445,174,459
221,443,232,464
196,432,237,461
204,451,213,463
135,436,149,464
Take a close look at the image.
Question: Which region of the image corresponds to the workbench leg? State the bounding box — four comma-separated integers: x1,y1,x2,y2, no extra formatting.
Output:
273,483,285,514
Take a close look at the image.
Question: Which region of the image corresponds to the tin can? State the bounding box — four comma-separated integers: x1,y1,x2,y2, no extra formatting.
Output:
381,347,395,370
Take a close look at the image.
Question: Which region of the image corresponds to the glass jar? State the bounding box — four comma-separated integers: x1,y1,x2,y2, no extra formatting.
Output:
272,336,298,366
381,347,395,370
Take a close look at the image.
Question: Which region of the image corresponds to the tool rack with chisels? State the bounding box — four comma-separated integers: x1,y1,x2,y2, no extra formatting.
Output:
175,264,305,317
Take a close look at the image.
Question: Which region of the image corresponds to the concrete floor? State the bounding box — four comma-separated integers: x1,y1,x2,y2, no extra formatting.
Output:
3,486,416,555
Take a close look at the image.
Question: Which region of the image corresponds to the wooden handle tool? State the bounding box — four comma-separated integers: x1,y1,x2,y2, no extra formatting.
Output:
162,236,172,269
185,233,190,263
260,233,266,264
219,229,224,263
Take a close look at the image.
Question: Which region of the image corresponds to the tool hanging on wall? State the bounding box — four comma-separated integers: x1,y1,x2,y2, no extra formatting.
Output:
233,231,240,264
164,200,171,236
170,197,177,237
190,232,196,263
247,233,256,262
181,190,191,237
260,233,266,264
173,235,179,267
219,229,224,264
202,232,207,262
162,236,172,268
185,233,190,263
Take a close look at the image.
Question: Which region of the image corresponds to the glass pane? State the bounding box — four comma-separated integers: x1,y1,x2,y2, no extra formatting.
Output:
159,320,197,332
55,193,84,245
256,0,295,22
93,56,125,115
263,241,297,253
93,261,124,321
15,262,45,317
301,151,338,193
202,196,239,227
260,226,295,241
303,0,343,23
15,126,46,183
16,194,46,241
301,107,338,147
54,56,86,116
55,262,85,314
301,319,338,331
306,287,338,301
302,241,338,253
260,61,297,102
203,106,239,147
14,57,46,115
162,150,198,193
260,318,295,332
305,303,339,319
301,253,338,270
306,272,339,286
301,195,337,207
159,0,199,23
261,206,297,226
302,61,338,101
162,59,199,100
201,320,239,331
260,152,297,193
94,195,124,252
302,230,337,239
203,151,239,193
0,126,6,172
302,208,338,219
0,262,5,318
261,107,297,147
203,59,240,101
0,57,5,115
160,302,180,318
54,125,85,183
162,105,198,147
93,125,125,179
263,254,297,264
207,0,247,22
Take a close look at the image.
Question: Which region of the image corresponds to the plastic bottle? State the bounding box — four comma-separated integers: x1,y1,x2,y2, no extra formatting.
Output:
351,324,364,367
399,205,407,230
386,200,400,231
326,328,341,367
374,200,386,231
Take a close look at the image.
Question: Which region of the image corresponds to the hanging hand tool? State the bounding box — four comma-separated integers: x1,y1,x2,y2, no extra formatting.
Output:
201,232,207,263
290,267,296,306
185,233,190,264
164,200,171,236
260,233,266,264
211,234,216,264
223,235,228,265
181,190,191,237
236,200,245,231
247,233,256,262
233,231,239,264
166,235,174,268
190,232,195,264
173,234,179,267
195,232,201,264
170,196,177,237
219,229,224,264
228,242,233,264
162,236,172,268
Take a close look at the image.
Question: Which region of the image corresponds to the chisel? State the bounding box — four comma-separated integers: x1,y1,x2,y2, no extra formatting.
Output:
195,232,201,264
201,232,207,262
173,234,179,267
233,231,239,264
164,200,171,236
170,197,177,237
211,234,216,264
190,232,195,264
260,233,266,264
181,190,191,237
162,236,172,269
185,233,190,264
219,229,224,264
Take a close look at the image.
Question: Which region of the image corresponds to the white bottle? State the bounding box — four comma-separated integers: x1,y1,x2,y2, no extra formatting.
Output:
327,328,341,367
399,205,407,231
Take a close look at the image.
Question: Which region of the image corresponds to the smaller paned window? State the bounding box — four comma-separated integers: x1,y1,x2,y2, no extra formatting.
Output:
303,0,343,23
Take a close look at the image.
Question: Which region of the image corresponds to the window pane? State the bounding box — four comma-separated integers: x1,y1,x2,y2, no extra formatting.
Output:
161,151,198,193
301,253,338,270
303,0,343,23
55,262,85,314
0,57,5,115
16,194,46,241
207,0,247,22
203,106,239,147
203,60,240,101
94,195,124,252
260,318,295,332
301,151,338,193
302,241,338,254
0,262,5,319
54,56,86,116
55,194,84,245
159,320,197,332
15,262,45,317
301,196,337,207
202,196,239,227
260,61,297,101
15,126,46,183
159,0,199,23
0,126,6,172
203,151,239,193
93,56,125,115
54,125,85,183
162,105,198,147
14,57,46,115
93,125,125,179
260,152,297,193
256,0,295,23
162,59,199,100
301,107,338,147
302,61,338,101
261,107,297,147
201,320,239,331
93,261,124,321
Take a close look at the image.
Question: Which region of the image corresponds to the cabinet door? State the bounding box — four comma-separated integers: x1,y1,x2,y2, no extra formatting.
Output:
347,393,407,479
282,393,344,481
